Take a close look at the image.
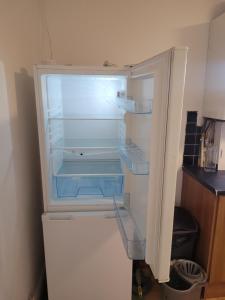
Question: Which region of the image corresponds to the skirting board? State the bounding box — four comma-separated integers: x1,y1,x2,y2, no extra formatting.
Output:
30,268,45,300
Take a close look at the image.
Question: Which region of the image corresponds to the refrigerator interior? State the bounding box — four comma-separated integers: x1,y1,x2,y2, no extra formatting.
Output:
39,72,153,259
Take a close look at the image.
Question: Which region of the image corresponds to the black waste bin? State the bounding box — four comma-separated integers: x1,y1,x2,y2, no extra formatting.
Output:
171,207,199,260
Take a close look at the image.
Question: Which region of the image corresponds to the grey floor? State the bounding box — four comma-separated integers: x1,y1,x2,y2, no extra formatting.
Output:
42,267,160,300
43,286,160,300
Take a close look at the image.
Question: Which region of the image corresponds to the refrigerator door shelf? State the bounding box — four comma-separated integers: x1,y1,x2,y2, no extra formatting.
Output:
114,195,146,260
116,97,152,114
119,143,149,175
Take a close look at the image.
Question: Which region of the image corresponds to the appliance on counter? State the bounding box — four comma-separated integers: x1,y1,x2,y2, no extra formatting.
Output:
34,47,188,300
199,119,225,171
214,121,225,170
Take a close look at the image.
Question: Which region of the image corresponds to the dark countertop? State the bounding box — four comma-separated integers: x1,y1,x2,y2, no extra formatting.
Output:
183,165,225,196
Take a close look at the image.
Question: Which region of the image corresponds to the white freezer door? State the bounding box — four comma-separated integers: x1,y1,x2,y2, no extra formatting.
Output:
127,48,187,282
42,212,132,300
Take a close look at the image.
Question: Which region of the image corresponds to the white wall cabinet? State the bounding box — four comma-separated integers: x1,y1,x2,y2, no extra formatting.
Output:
204,12,225,120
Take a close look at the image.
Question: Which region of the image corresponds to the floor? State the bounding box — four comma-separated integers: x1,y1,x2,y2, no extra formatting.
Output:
43,290,160,300
42,284,160,300
42,286,225,300
42,266,225,300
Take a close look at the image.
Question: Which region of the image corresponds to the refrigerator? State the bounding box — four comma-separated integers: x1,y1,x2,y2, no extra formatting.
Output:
34,47,188,300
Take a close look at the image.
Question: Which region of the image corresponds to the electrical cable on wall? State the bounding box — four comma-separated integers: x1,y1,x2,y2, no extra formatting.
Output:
39,0,54,63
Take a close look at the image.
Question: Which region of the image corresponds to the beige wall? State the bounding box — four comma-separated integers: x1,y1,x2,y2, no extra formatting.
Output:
0,1,44,299
41,0,224,114
41,0,225,203
0,2,225,299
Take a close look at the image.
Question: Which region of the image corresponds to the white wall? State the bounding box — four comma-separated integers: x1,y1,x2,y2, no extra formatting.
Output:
40,0,225,203
0,1,44,299
0,2,225,299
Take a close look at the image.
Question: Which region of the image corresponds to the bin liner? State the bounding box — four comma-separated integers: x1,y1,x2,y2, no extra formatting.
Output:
172,207,199,260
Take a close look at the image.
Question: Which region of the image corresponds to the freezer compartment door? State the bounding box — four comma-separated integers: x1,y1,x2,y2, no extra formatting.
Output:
42,212,132,300
120,48,187,282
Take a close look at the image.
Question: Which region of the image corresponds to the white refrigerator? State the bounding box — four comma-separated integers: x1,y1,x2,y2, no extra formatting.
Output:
34,47,188,300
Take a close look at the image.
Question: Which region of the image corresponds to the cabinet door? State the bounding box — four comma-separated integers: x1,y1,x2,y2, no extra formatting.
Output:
125,48,187,282
181,172,217,273
204,12,225,120
210,195,225,283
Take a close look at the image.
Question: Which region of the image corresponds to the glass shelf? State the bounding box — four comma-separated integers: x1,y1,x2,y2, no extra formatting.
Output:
52,138,123,150
48,113,124,120
54,159,123,176
114,195,146,260
116,97,152,114
119,143,149,175
51,140,149,175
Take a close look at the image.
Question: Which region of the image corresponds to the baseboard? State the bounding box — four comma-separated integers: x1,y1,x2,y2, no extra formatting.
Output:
30,267,45,300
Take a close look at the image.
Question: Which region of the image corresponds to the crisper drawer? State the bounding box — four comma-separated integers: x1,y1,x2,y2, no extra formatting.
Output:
54,175,124,198
52,156,124,199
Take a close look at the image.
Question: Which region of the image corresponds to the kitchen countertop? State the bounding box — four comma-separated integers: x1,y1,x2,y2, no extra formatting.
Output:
183,165,225,196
